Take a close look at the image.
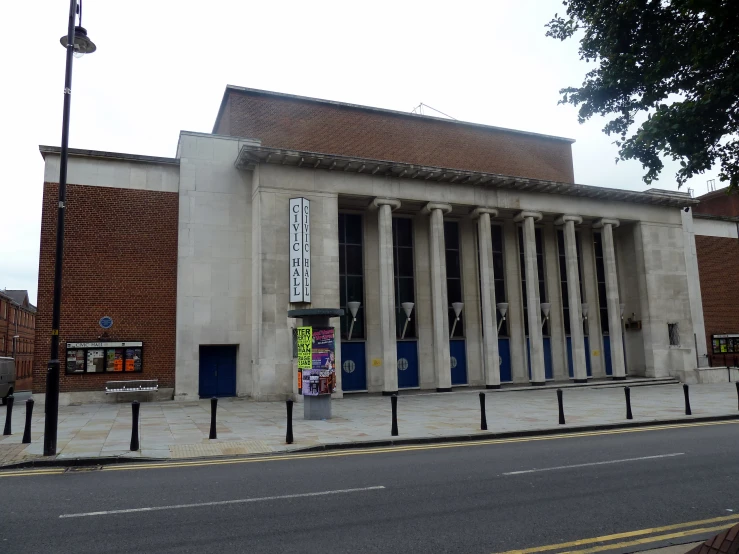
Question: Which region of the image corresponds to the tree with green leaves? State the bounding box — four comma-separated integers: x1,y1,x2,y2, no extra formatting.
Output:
546,0,739,190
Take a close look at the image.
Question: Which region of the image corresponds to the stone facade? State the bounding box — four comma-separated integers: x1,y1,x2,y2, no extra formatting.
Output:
33,87,707,402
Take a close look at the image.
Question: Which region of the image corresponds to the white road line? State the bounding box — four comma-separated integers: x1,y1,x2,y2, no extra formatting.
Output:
59,485,386,519
502,453,685,476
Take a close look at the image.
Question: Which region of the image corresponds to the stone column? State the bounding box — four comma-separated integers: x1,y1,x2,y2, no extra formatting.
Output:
372,198,401,394
471,207,501,388
595,218,626,379
514,210,545,385
555,215,587,382
422,202,453,391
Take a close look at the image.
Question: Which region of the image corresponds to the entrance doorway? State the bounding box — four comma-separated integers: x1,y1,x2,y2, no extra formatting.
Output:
199,345,237,398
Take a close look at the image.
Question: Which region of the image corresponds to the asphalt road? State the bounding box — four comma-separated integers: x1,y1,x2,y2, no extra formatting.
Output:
1,421,738,554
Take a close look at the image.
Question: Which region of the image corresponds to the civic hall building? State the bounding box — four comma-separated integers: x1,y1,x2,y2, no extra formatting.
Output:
33,86,709,403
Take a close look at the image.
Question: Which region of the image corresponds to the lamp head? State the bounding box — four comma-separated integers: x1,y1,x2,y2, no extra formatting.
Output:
496,302,508,319
347,301,360,318
452,302,464,318
60,26,96,57
401,302,415,318
581,302,589,319
540,302,551,319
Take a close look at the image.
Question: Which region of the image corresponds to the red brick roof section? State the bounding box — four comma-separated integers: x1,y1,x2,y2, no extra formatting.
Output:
694,187,739,218
214,87,576,184
686,522,739,554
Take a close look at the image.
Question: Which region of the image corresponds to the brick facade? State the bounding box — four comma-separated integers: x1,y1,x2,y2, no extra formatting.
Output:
0,292,36,392
693,188,739,218
33,182,178,393
214,88,576,184
695,234,739,366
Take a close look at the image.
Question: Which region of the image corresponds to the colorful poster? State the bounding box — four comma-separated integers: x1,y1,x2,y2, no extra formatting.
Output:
297,326,313,369
300,327,336,396
67,350,84,373
87,349,105,373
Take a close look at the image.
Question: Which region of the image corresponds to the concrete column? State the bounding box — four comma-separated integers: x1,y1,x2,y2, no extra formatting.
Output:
556,215,587,382
514,210,545,385
471,207,500,388
503,220,527,383
423,202,453,391
372,198,401,394
595,218,626,379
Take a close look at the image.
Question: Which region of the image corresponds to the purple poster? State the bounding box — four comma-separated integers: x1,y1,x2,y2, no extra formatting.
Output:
301,327,336,396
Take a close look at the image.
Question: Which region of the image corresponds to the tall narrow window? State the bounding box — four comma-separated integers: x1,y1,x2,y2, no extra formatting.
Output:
393,218,416,338
556,229,585,336
445,221,464,337
593,232,609,334
519,227,547,336
338,214,365,339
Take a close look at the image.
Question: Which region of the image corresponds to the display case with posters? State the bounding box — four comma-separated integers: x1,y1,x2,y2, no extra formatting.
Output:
64,341,144,375
298,327,336,396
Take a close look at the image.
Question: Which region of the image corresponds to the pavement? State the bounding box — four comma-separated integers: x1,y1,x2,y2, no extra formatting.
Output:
0,381,738,467
2,420,738,553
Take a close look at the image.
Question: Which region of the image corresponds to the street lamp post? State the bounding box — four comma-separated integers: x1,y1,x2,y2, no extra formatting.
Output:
43,0,96,457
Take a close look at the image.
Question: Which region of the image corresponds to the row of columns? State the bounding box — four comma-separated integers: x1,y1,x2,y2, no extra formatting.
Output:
370,197,626,392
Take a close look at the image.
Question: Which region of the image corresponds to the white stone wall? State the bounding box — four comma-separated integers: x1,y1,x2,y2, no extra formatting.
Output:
174,132,254,400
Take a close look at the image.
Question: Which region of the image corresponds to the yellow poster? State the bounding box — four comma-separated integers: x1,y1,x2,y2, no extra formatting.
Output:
297,326,312,369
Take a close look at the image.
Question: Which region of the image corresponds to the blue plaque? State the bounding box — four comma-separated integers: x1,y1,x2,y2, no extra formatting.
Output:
99,316,113,329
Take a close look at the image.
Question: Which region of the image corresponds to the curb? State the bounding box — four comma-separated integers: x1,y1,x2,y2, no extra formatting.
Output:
3,412,739,471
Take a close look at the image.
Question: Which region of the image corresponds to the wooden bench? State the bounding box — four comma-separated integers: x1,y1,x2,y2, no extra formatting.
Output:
105,379,159,394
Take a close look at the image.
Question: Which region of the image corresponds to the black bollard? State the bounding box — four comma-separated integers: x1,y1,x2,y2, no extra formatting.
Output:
479,392,488,431
736,382,739,411
557,389,565,425
391,394,398,436
625,387,633,420
286,399,294,444
3,395,14,435
130,401,140,451
683,384,692,416
22,398,34,444
209,397,218,440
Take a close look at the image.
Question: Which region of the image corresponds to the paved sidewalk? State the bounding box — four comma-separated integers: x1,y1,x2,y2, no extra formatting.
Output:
1,382,738,466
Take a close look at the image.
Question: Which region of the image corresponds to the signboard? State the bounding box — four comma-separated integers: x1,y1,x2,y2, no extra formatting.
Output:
65,341,143,375
299,327,336,396
712,334,739,353
289,197,311,303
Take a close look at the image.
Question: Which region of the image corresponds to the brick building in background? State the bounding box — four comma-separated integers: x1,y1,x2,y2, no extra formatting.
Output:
689,187,739,369
0,289,37,392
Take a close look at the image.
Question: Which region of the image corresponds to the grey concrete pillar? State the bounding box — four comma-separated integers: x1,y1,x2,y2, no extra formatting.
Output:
423,202,453,391
556,215,587,382
514,210,545,385
471,207,500,388
596,218,626,379
372,198,401,393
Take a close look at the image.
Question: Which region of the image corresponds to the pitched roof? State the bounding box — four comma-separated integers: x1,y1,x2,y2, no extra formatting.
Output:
3,290,29,308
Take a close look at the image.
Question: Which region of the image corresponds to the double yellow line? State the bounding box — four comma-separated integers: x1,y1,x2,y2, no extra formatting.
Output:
1,418,737,478
496,514,738,554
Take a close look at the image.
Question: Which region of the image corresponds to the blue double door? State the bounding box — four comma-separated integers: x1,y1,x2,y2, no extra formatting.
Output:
199,345,237,398
340,342,367,392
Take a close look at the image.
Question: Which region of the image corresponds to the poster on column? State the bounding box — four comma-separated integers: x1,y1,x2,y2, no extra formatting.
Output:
300,327,335,396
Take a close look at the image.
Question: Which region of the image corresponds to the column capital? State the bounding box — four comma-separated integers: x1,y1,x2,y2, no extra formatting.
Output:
369,197,401,211
554,214,583,226
421,202,452,215
593,218,620,229
513,210,543,223
469,207,499,219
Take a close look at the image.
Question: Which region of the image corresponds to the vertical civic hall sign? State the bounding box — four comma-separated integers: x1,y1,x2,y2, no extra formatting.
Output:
289,197,311,303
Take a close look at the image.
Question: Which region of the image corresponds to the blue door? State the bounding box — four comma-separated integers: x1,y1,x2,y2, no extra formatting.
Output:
340,342,367,392
499,338,512,382
450,339,467,385
199,345,237,398
567,337,593,378
397,341,419,388
603,335,613,376
527,338,554,380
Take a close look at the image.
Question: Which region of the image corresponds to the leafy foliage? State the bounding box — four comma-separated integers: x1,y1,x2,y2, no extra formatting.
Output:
546,0,739,189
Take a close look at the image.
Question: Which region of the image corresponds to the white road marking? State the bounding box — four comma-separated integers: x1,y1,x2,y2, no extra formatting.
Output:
502,453,685,476
59,485,386,519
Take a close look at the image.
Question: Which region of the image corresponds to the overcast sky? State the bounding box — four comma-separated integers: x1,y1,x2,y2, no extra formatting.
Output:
0,0,720,304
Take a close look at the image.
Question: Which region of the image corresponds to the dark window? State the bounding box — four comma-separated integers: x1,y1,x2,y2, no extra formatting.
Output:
668,323,680,346
393,218,416,338
519,226,547,336
338,214,365,340
593,232,609,334
445,222,464,337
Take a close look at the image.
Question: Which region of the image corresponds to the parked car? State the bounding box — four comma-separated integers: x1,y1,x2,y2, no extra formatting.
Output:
0,357,15,405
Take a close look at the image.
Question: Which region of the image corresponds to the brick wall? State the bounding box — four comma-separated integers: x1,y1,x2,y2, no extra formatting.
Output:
33,183,178,393
215,89,576,184
694,188,739,218
0,297,36,392
695,234,739,366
